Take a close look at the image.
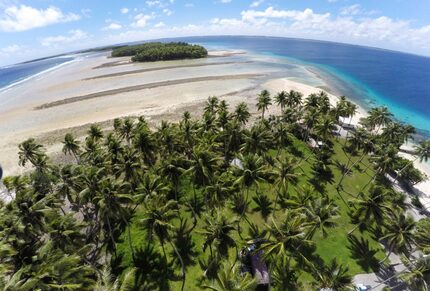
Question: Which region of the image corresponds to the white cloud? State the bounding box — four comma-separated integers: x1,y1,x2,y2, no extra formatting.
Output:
340,4,361,16
121,8,129,14
0,44,22,55
185,3,194,8
41,30,88,47
154,21,165,28
103,23,122,30
132,13,155,28
219,0,232,3
163,9,173,16
0,5,80,32
250,0,265,8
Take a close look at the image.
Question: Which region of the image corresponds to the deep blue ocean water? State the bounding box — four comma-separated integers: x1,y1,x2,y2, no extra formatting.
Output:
0,56,74,92
172,36,430,137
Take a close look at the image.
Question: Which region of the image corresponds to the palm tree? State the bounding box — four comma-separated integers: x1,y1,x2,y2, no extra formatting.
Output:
204,261,256,291
271,254,302,290
233,102,250,125
200,210,237,258
241,125,272,155
88,125,104,142
272,156,300,211
274,91,288,111
313,116,337,142
18,138,44,167
348,185,391,234
286,90,303,108
304,197,339,239
366,106,393,132
263,210,312,259
252,192,273,221
140,194,179,275
119,118,135,144
256,90,272,119
379,212,415,263
62,133,81,163
400,254,430,291
312,259,353,290
396,140,430,180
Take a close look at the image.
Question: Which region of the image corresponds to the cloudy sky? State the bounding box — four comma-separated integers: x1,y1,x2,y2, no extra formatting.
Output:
1,0,430,65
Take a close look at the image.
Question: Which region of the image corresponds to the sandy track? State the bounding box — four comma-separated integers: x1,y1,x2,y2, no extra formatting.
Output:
84,61,252,80
35,73,264,110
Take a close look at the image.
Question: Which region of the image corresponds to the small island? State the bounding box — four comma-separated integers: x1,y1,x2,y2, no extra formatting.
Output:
111,42,208,62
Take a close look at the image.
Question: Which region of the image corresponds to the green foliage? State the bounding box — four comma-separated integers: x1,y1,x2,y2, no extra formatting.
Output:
1,93,427,290
111,42,208,62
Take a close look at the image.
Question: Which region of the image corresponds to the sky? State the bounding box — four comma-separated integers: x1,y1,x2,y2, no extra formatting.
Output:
1,0,430,65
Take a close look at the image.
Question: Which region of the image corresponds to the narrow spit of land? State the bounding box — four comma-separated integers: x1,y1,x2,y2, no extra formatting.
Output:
84,61,253,81
35,73,264,110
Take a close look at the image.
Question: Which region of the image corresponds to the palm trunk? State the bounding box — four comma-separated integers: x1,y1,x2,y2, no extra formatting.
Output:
170,240,186,291
106,216,117,258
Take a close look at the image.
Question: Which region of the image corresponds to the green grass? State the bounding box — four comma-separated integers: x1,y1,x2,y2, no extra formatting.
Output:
116,136,387,289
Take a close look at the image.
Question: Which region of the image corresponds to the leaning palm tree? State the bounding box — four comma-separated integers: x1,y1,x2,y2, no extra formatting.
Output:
62,133,81,163
396,140,430,180
399,254,430,291
88,125,104,142
256,90,272,119
18,138,44,167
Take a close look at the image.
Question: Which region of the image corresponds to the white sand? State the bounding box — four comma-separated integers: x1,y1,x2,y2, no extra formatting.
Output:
1,52,429,206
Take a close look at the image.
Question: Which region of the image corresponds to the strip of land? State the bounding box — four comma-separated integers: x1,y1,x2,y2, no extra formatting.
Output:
84,61,252,80
35,74,264,110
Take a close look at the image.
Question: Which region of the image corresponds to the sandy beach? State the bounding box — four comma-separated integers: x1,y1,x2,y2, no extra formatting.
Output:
0,49,429,206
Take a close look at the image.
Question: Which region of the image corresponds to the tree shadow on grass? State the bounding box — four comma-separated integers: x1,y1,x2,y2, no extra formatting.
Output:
288,145,305,159
347,234,380,273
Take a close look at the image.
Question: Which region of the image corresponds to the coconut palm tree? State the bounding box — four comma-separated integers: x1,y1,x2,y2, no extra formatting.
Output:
348,185,392,235
366,106,393,132
263,209,313,259
88,125,104,142
18,138,44,167
304,197,339,239
204,261,256,291
256,90,272,119
200,210,237,258
62,133,81,163
233,102,251,125
252,192,273,221
140,194,178,271
396,140,430,180
379,212,416,263
274,91,288,111
312,259,353,290
400,254,430,291
272,156,300,211
241,124,273,155
271,254,303,290
286,90,303,108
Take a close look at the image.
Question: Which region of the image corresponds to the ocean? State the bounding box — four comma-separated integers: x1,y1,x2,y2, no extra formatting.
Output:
1,36,429,137
177,36,430,137
0,56,75,93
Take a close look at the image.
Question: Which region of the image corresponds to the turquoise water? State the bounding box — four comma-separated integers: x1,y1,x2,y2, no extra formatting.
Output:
171,36,430,137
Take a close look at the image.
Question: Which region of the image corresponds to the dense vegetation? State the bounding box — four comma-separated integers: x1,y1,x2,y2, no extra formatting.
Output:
111,42,208,62
1,89,430,290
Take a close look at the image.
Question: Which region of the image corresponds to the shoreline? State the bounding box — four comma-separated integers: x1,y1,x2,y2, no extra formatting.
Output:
0,49,429,208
